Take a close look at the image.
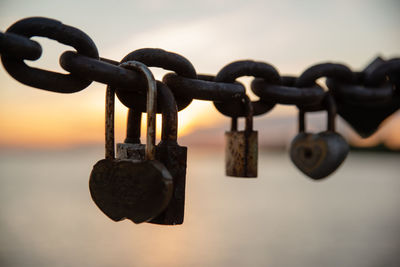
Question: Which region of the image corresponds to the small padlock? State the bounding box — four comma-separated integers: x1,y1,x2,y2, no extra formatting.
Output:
89,61,173,224
290,94,349,180
225,95,258,178
117,81,187,225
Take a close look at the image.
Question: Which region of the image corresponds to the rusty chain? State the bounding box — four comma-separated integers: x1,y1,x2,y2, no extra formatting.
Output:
1,17,399,138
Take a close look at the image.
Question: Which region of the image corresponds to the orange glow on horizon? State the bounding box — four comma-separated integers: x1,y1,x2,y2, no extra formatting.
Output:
1,96,400,149
0,94,221,148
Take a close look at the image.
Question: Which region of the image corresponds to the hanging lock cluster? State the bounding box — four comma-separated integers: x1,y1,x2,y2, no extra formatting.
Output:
90,61,174,224
1,17,399,225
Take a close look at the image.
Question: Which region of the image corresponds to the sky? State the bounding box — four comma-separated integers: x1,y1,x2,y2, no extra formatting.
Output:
0,0,399,148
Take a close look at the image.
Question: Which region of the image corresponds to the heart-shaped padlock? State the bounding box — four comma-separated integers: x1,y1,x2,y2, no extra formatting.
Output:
89,61,173,224
326,95,399,138
327,57,400,138
290,94,349,180
90,158,173,223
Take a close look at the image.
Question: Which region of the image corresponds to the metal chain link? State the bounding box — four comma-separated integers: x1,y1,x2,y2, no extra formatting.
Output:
1,17,399,138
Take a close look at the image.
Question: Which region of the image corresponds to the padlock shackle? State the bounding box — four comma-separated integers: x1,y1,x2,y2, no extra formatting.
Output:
131,61,157,160
298,93,337,133
230,95,254,133
325,94,337,132
125,81,178,146
105,85,115,160
105,61,157,161
298,110,306,132
244,95,254,133
158,81,178,145
230,117,238,131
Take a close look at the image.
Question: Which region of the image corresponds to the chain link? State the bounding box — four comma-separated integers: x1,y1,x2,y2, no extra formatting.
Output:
1,17,99,93
0,31,42,60
1,17,399,138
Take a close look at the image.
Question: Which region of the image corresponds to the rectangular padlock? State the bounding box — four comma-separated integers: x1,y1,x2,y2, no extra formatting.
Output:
225,128,258,177
225,96,258,177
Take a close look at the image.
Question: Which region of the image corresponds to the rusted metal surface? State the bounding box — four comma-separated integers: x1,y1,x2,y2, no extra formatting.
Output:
105,86,115,160
225,131,258,178
225,95,258,178
119,61,157,160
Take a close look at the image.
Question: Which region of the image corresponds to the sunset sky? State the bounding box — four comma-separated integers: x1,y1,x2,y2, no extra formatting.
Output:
0,0,399,148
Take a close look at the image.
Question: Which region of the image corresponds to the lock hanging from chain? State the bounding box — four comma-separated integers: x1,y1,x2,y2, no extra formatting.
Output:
290,94,349,180
117,81,188,225
225,95,258,178
89,61,173,224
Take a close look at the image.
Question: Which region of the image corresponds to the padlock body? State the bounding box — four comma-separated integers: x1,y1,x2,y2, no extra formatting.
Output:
117,143,146,160
89,158,173,224
225,130,258,177
117,142,187,225
290,131,349,179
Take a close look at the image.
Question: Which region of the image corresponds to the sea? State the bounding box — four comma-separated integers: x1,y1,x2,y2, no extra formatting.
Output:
0,147,399,267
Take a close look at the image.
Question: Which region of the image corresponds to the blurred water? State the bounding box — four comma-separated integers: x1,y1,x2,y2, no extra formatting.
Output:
0,147,399,267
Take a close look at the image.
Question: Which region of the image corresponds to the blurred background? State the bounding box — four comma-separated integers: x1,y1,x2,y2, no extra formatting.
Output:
0,0,399,266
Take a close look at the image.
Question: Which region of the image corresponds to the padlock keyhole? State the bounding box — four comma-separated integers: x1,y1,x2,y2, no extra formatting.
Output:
303,148,313,159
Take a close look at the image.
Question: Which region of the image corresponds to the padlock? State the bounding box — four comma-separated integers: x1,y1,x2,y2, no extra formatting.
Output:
327,57,400,138
225,95,258,178
117,81,188,225
290,94,349,180
89,61,173,224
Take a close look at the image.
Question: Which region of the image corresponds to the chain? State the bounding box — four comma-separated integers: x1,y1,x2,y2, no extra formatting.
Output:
1,17,399,138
